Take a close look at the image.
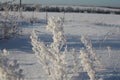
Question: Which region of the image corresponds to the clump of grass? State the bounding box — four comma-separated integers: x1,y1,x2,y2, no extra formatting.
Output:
80,48,96,80
31,17,81,80
81,36,104,70
0,49,24,80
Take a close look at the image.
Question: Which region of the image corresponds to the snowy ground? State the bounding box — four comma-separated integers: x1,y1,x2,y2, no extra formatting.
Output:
0,12,120,80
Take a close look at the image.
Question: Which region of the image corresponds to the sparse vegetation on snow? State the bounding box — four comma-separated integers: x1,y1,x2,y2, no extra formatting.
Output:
0,3,120,80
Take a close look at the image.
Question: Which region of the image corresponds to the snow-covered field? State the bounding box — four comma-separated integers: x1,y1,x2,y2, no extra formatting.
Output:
0,12,120,80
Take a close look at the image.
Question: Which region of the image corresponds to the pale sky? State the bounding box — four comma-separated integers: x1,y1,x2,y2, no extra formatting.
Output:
0,0,120,7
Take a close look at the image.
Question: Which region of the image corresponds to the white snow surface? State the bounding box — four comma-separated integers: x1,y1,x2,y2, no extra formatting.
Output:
0,12,120,80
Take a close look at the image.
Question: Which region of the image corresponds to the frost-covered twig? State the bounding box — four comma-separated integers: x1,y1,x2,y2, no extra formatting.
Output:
30,30,52,77
81,36,103,69
107,46,112,58
71,48,81,76
80,48,96,80
46,17,66,52
46,17,78,80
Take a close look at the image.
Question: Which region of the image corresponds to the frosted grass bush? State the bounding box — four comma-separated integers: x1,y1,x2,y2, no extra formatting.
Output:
80,48,96,80
31,30,67,80
71,48,81,76
0,11,22,40
0,49,9,68
19,7,23,18
30,17,82,80
0,49,24,80
0,2,23,40
30,30,52,77
81,36,104,69
46,17,66,52
3,6,10,19
30,16,107,80
0,49,9,80
46,17,67,80
0,66,8,80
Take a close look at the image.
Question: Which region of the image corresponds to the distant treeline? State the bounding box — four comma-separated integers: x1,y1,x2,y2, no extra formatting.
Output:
0,4,120,14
